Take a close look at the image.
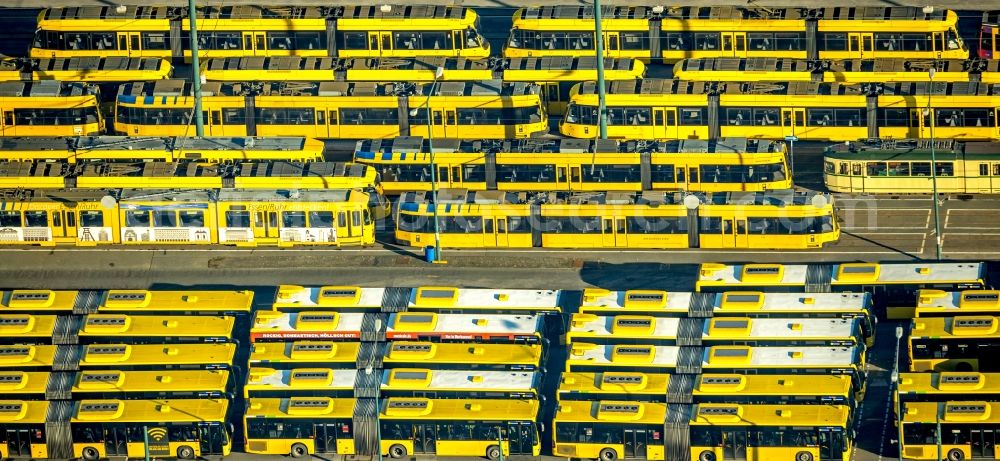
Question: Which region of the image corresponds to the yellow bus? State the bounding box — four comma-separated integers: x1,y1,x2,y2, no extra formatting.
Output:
95,290,253,317
396,189,838,250
505,6,966,62
0,314,59,345
78,343,237,371
0,136,326,163
913,290,1000,318
272,285,564,314
578,290,875,346
0,345,57,370
908,316,1000,372
824,139,1000,194
244,397,358,457
0,81,103,136
565,343,867,396
77,314,235,344
0,371,49,399
560,79,1000,142
672,58,1000,84
249,341,361,370
69,399,231,460
566,314,865,347
553,401,852,461
72,369,232,399
897,372,1000,404
0,188,375,247
0,400,49,459
0,57,171,82
356,137,791,194
900,401,1000,461
558,371,853,407
32,6,489,61
201,56,644,115
695,262,987,314
383,341,544,371
114,80,547,139
0,289,78,314
379,397,541,459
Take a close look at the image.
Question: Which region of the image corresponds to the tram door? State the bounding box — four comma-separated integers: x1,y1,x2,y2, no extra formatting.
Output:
721,33,747,57
116,32,141,55
5,429,31,457
721,431,748,461
722,218,749,248
602,217,627,247
910,108,932,138
51,210,76,242
781,108,805,138
623,428,648,458
240,32,267,56
848,33,874,58
253,210,280,241
655,108,677,140
485,217,509,247
411,424,437,454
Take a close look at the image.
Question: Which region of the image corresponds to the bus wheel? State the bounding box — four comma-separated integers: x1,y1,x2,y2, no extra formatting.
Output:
486,445,502,461
698,451,716,461
290,443,309,458
599,448,618,461
82,447,100,461
948,449,966,461
176,445,195,460
389,444,408,459
795,452,814,461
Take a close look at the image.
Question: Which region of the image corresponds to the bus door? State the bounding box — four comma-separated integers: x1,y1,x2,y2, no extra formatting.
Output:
198,424,227,456
104,426,129,456
485,217,509,247
602,217,626,247
781,108,804,138
254,210,280,241
623,428,648,458
721,32,747,57
412,424,436,454
506,422,534,455
971,429,997,458
313,424,341,454
721,430,748,461
5,429,31,457
848,33,873,58
723,218,749,248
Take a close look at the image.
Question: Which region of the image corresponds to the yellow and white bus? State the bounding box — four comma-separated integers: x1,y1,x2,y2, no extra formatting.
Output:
912,289,1000,318
249,341,361,370
908,316,1000,372
900,401,1000,461
566,314,865,347
553,401,852,461
382,341,544,371
272,285,563,315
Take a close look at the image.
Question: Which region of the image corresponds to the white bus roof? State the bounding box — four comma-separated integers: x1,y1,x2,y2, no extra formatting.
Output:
568,344,859,368
386,312,542,340
568,315,859,341
382,369,539,391
410,287,561,311
698,262,984,286
247,368,358,390
580,290,871,313
273,285,386,310
250,312,365,340
917,290,1000,312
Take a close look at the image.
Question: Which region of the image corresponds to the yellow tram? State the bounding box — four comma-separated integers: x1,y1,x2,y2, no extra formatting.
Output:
673,58,1000,84
0,57,171,82
0,81,103,136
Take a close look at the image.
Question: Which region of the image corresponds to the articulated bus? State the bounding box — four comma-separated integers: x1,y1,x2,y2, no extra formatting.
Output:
578,290,874,346
249,341,361,370
94,290,253,317
0,136,326,163
0,160,380,193
245,367,358,398
506,6,966,62
72,369,232,399
0,57,171,82
201,56,644,115
0,188,374,248
0,371,49,399
0,399,231,460
823,139,1000,194
77,314,235,344
250,311,368,342
558,372,853,407
908,316,1000,372
272,285,564,314
696,262,987,314
0,314,60,345
114,80,547,139
900,401,1000,461
553,401,852,461
0,81,103,136
897,372,1000,404
0,345,58,370
355,137,791,194
244,397,540,459
32,6,489,61
396,189,838,250
566,343,867,397
566,314,865,347
0,290,78,314
673,58,1000,84
913,290,1000,318
78,343,237,371
560,79,1000,142
382,341,544,371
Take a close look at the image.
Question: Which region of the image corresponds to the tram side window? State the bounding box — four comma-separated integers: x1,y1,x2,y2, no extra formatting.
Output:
179,211,204,227
621,32,650,50
725,108,752,126
699,216,722,234
692,33,719,50
539,216,601,234
462,165,487,182
282,211,307,228
936,108,993,127
80,211,103,227
834,109,864,127
819,33,848,51
650,164,675,183
153,211,178,227
223,109,245,125
21,211,47,227
117,108,192,125
125,211,151,227
14,108,98,125
912,162,932,176
268,32,325,51
753,108,779,126
566,105,598,125
255,108,314,125
866,162,888,176
679,108,706,126
626,216,687,234
936,162,954,176
440,216,483,233
141,32,170,50
582,164,640,183
183,32,242,50
748,217,828,235
661,32,692,51
874,33,930,52
226,211,251,227
340,108,399,125
309,211,335,228
0,211,21,227
338,32,369,50
390,31,451,50
879,108,909,127
496,164,555,183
